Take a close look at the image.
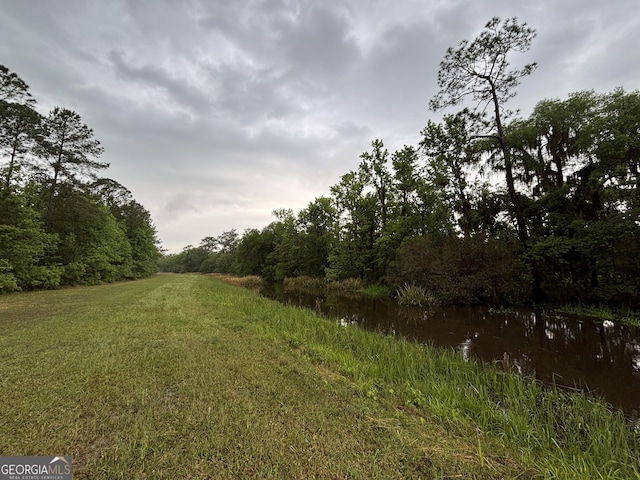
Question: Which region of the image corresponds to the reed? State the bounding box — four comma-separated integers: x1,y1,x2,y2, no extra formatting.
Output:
209,273,263,290
326,277,365,291
358,283,392,298
396,283,438,307
282,275,326,292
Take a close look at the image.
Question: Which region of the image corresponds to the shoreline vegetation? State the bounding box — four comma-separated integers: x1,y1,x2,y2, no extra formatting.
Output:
158,18,639,327
3,274,634,478
235,273,640,328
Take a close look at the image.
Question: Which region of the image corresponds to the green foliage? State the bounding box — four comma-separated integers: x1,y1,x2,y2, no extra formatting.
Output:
0,101,41,189
388,235,526,305
150,20,638,312
513,89,640,307
358,283,391,298
0,192,59,290
431,17,538,246
62,261,87,285
37,107,107,215
0,259,18,292
0,65,34,105
0,65,159,293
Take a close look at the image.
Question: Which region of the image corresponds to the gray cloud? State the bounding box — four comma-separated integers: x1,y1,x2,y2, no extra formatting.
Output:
1,0,638,252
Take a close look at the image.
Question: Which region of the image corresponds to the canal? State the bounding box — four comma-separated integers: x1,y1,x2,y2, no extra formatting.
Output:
263,285,640,417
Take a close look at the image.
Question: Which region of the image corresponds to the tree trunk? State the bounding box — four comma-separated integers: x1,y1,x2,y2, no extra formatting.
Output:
490,82,529,246
3,134,18,191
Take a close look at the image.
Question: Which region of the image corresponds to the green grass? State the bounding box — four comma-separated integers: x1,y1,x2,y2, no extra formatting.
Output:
396,283,438,306
550,304,640,327
1,274,638,479
357,283,392,298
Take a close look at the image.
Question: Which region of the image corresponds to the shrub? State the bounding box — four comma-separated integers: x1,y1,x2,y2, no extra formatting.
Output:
62,262,87,285
387,234,527,304
25,266,62,289
0,260,18,293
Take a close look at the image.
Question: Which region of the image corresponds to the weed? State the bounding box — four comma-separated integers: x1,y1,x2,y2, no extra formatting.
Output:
210,273,263,290
396,283,438,307
358,284,392,298
283,276,326,292
327,277,365,291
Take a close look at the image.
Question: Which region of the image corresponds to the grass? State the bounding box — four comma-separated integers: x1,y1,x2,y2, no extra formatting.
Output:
283,276,326,292
326,277,365,292
283,276,391,299
357,283,392,298
208,273,263,291
550,304,640,327
1,274,639,479
396,283,438,307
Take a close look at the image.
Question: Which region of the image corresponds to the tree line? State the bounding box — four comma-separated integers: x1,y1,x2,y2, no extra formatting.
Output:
1,65,160,292
160,18,639,309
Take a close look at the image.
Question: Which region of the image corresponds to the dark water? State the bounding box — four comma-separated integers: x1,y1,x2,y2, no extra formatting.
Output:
263,286,640,417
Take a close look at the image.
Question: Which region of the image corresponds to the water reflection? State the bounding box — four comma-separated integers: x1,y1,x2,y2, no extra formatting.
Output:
264,285,640,416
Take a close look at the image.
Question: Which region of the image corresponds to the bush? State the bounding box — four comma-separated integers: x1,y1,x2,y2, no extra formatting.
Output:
62,262,87,285
0,260,18,293
387,234,527,305
25,266,62,290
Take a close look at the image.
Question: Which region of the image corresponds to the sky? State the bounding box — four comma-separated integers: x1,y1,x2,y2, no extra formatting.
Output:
1,0,639,253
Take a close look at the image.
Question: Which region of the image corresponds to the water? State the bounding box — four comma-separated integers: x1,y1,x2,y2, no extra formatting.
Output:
263,285,640,417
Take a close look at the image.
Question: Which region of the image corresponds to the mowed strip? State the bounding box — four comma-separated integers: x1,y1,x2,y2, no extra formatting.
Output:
0,274,518,479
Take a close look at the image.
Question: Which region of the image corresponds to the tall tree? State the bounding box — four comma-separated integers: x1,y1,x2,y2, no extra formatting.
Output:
328,169,377,280
0,65,34,106
296,197,336,278
0,66,39,191
0,102,41,190
420,110,481,237
430,17,537,246
38,107,106,215
359,139,391,231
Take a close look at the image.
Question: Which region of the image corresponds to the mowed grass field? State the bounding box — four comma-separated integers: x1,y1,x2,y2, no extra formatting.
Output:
0,274,638,479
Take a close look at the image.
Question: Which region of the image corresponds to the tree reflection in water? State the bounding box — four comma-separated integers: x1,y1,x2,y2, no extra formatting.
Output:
263,284,640,417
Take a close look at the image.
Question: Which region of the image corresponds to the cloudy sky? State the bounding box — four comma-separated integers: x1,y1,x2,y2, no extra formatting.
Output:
1,0,639,252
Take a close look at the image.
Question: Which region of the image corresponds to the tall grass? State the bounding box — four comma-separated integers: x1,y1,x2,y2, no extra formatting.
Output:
223,280,640,479
283,275,326,292
208,273,263,291
326,277,365,291
396,283,438,307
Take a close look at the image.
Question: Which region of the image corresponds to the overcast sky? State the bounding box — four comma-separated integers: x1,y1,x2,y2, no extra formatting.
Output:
1,0,639,252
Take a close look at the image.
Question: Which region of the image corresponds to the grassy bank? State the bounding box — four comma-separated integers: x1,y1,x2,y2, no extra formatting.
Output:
1,274,638,478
